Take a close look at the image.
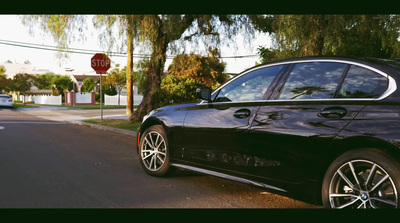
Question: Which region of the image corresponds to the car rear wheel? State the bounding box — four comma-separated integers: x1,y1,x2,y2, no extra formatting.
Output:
138,125,171,177
322,148,400,209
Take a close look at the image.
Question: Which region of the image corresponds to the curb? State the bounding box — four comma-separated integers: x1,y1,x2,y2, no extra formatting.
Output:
69,120,137,137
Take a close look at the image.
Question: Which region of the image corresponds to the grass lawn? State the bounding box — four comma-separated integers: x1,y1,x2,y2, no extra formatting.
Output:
12,103,40,109
64,105,129,109
12,103,130,109
83,119,141,132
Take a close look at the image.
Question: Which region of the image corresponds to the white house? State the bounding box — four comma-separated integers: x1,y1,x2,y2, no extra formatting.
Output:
0,60,52,79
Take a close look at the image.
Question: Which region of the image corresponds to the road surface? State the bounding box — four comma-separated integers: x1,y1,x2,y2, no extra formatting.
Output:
0,108,320,208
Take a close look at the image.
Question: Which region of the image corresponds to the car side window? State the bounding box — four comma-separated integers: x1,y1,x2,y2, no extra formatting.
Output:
279,62,347,100
337,65,388,98
215,65,284,102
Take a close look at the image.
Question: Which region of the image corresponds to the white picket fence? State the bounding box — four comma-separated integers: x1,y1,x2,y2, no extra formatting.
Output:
20,94,62,105
75,92,93,104
16,92,142,106
105,94,143,106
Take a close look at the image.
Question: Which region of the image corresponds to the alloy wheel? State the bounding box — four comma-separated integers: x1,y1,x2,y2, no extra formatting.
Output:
328,159,398,209
140,131,167,172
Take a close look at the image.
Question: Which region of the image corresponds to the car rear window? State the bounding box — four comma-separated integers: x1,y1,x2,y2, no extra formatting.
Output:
337,65,388,98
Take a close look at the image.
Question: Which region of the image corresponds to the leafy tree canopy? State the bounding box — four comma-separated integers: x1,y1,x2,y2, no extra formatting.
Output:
33,73,74,96
20,15,256,122
103,64,127,93
0,76,11,93
0,66,6,76
81,77,96,93
9,73,35,94
34,73,54,90
52,75,74,96
160,50,228,105
21,15,87,61
0,66,9,93
251,15,400,63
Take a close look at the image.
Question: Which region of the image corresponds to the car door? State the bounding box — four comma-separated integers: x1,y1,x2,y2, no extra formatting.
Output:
247,61,389,184
181,64,288,174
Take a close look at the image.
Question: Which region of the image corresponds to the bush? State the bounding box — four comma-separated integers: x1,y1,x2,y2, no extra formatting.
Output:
160,52,227,106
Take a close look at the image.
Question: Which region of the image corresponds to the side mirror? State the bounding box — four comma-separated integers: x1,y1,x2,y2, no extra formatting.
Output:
196,87,212,102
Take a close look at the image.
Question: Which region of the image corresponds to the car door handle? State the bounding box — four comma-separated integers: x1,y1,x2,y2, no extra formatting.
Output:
319,106,348,118
233,109,251,119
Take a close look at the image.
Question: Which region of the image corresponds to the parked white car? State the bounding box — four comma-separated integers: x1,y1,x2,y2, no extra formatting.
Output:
0,94,13,108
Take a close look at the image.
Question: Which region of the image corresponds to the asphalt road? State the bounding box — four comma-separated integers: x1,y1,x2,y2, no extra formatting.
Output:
0,108,321,208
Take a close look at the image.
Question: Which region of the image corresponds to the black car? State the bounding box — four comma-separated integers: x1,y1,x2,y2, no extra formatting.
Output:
137,56,400,209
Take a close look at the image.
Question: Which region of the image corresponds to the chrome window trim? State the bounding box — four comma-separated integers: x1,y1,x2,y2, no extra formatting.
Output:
380,75,397,100
200,99,375,106
212,59,397,103
268,98,375,103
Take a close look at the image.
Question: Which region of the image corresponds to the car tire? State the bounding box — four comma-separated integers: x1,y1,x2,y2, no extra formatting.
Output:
138,125,172,177
322,148,400,209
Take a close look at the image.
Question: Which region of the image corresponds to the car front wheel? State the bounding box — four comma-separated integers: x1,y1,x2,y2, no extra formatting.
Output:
322,148,400,209
138,125,171,177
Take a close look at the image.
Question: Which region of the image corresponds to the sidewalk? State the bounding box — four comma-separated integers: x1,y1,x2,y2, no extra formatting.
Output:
18,106,137,138
71,120,137,137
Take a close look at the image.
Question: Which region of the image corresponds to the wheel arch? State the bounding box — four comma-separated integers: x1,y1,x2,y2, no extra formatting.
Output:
324,136,400,168
315,136,400,204
137,118,167,154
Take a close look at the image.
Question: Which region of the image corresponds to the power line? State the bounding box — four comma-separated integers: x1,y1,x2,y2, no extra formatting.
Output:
0,39,101,53
0,38,259,60
0,39,148,58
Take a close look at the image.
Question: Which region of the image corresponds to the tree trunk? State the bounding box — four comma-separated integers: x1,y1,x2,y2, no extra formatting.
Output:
126,15,134,116
313,15,326,56
118,88,121,107
130,19,167,123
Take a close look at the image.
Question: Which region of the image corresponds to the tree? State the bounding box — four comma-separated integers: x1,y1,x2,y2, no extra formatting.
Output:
0,66,5,76
251,15,400,63
103,64,127,106
52,75,74,96
93,15,141,115
34,73,74,96
160,50,227,105
34,73,54,90
129,15,254,123
101,82,117,96
22,15,140,116
21,15,87,60
81,77,95,93
9,73,35,105
20,15,255,123
0,76,11,94
0,66,10,93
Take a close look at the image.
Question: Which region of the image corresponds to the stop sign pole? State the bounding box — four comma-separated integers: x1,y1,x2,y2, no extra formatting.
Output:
91,53,111,120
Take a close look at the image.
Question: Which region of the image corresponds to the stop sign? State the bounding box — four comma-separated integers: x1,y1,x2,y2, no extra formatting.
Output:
91,53,111,74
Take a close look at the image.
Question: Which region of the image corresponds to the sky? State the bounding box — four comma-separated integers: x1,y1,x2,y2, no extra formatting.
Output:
0,15,271,75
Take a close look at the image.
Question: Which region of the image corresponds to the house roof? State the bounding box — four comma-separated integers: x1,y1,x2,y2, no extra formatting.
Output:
71,74,101,83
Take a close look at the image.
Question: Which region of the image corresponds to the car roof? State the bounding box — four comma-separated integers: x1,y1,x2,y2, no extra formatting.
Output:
242,56,400,76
